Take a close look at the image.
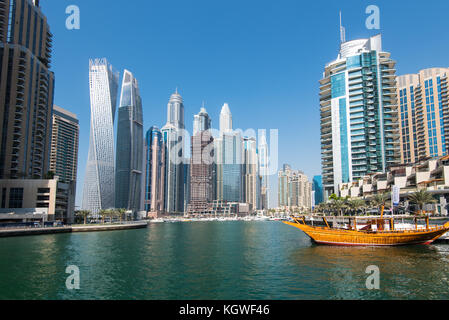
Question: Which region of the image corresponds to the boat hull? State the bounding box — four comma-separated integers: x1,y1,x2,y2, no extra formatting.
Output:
283,221,449,247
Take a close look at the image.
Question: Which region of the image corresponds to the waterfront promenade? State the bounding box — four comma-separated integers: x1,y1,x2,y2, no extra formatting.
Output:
0,221,148,238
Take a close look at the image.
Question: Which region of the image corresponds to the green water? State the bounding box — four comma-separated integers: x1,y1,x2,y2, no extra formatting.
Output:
1,221,449,300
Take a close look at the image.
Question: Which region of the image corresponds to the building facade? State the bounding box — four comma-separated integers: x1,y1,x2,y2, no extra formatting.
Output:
49,105,79,183
188,108,214,215
242,136,259,212
162,90,185,214
258,134,269,210
0,0,55,180
115,70,143,213
339,155,449,216
144,127,165,214
215,104,242,203
278,164,312,211
312,175,324,205
320,34,399,199
0,176,76,223
82,58,119,214
397,68,449,164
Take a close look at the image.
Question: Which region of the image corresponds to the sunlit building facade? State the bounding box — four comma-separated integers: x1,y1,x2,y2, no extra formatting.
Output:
397,68,449,164
82,58,119,214
49,105,79,183
115,70,144,213
144,127,165,214
215,104,242,203
162,90,185,214
320,34,399,199
0,0,55,179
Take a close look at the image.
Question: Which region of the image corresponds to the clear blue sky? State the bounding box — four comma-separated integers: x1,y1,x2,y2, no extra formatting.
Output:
42,0,449,208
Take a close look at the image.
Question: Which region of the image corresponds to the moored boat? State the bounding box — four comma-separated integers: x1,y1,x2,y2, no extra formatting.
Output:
284,215,449,247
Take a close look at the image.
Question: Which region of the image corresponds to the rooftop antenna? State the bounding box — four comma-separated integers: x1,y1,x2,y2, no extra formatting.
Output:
340,11,346,43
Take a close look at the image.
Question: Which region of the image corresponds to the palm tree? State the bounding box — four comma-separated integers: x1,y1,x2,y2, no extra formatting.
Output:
99,209,108,224
329,194,346,216
408,190,437,216
117,208,126,224
75,210,91,225
370,192,390,217
346,199,366,216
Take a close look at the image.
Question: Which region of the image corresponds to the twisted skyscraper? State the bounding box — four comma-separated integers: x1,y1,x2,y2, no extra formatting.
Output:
82,59,119,214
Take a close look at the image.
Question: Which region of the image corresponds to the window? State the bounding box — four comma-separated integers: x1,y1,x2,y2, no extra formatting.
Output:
9,188,24,209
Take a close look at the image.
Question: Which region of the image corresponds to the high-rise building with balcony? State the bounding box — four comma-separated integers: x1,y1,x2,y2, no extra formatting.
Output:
320,34,399,199
277,165,312,210
215,104,242,203
49,105,79,183
397,68,449,164
115,70,144,213
188,107,214,215
0,0,54,180
258,133,269,210
82,58,119,214
144,126,165,214
242,136,259,212
162,90,185,214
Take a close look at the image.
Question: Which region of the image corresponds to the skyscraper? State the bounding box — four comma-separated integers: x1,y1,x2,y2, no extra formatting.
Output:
193,106,211,136
144,127,165,214
0,0,55,179
188,107,214,215
50,105,79,183
320,34,399,199
162,90,185,214
215,104,242,203
115,70,144,213
397,68,449,163
243,137,259,212
82,59,119,214
258,134,269,210
312,175,324,205
166,88,185,129
278,165,312,211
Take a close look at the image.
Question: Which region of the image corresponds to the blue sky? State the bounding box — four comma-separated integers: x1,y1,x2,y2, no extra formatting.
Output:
42,0,449,208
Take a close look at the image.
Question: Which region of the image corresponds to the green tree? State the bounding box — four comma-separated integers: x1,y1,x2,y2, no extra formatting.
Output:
75,210,91,225
99,209,108,224
330,196,346,216
370,192,390,216
346,198,367,216
408,190,437,216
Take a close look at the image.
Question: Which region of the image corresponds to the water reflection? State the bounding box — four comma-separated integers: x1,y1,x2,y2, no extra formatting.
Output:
1,222,449,300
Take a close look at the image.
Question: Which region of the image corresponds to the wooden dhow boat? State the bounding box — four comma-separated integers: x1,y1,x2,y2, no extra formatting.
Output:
284,210,449,247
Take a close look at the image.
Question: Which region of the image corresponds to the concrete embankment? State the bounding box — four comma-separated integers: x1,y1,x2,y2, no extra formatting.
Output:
0,222,148,238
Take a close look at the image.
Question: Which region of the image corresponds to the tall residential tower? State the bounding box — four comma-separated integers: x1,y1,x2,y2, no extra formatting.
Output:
320,34,399,198
115,70,144,213
82,59,119,214
49,105,79,183
162,90,186,214
0,0,55,179
397,68,449,163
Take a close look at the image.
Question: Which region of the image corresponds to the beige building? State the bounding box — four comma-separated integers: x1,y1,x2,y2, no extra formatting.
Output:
0,177,75,223
50,106,79,183
397,68,449,164
339,155,449,216
278,165,313,211
0,0,55,179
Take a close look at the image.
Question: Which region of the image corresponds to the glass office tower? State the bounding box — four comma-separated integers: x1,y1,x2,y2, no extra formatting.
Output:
115,70,144,213
215,104,242,203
